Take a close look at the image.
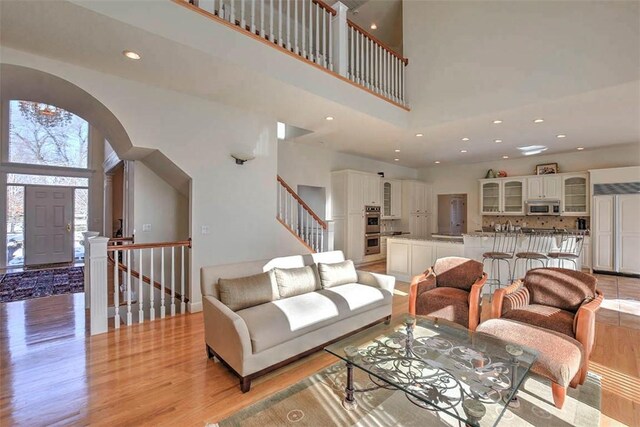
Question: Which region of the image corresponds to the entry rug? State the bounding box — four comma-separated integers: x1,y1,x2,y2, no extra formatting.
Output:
216,363,601,427
0,267,84,303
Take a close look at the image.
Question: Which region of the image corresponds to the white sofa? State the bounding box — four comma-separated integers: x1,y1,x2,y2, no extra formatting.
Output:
200,251,395,392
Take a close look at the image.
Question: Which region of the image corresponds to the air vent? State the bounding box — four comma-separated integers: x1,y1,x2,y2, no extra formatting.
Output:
593,182,640,195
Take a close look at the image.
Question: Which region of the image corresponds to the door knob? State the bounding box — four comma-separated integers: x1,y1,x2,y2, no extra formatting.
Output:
66,223,72,232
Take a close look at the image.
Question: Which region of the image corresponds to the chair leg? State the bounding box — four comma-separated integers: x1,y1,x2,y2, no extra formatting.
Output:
551,382,566,409
240,377,252,393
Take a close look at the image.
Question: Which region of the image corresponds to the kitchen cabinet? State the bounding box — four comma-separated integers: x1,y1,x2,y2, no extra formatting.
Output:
410,243,433,276
387,240,411,278
581,236,591,270
479,178,525,215
403,180,432,214
527,175,561,200
347,172,366,214
592,195,614,271
364,175,381,206
347,213,364,262
381,179,402,219
386,237,465,281
562,174,589,215
409,214,431,238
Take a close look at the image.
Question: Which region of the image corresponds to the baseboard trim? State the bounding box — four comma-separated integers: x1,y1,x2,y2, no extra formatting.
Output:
188,301,203,313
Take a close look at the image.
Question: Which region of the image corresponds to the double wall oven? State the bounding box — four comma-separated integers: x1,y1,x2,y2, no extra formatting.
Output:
364,205,381,255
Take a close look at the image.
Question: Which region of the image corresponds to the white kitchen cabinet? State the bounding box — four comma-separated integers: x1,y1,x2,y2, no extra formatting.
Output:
364,175,381,206
403,180,432,214
411,243,433,276
593,195,614,271
527,175,561,199
562,174,589,216
387,240,411,278
479,178,524,215
480,181,501,214
409,214,431,238
382,179,402,219
386,238,465,282
347,172,366,214
347,213,364,263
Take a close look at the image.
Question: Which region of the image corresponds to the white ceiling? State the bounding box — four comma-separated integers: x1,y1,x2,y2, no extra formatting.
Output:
1,0,638,169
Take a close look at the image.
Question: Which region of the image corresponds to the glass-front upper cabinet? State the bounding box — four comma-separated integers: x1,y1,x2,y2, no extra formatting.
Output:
562,174,589,215
480,181,501,214
383,182,392,217
502,179,525,215
381,180,402,219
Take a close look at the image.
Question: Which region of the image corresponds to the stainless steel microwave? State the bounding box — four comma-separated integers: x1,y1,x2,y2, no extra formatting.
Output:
525,199,561,216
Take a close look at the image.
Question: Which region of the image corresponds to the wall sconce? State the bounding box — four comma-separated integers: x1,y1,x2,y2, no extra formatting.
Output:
231,154,255,165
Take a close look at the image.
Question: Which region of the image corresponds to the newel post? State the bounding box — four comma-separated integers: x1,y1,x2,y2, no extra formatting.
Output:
88,236,110,335
332,2,349,77
83,231,100,309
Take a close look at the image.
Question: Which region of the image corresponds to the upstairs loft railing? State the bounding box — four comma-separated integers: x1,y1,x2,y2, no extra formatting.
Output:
277,175,327,252
87,235,191,335
175,0,409,108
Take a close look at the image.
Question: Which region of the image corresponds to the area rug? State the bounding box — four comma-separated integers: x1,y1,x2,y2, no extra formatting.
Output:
0,267,84,303
217,363,601,426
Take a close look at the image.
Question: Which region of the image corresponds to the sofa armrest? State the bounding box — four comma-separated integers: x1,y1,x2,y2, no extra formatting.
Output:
356,270,396,294
202,295,253,374
408,269,436,315
468,273,488,331
574,289,604,357
491,280,528,319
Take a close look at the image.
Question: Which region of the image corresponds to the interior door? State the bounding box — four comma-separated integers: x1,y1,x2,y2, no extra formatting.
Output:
25,186,74,266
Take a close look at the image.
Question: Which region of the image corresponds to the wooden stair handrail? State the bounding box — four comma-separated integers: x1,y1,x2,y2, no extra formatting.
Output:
107,253,189,303
277,175,328,230
107,239,192,252
311,0,337,16
347,20,408,65
276,217,315,253
108,236,135,245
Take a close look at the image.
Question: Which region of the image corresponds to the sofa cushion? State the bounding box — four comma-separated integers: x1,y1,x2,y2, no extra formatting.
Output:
318,260,358,288
273,265,321,298
218,270,279,311
237,283,391,353
433,257,483,291
477,319,583,387
416,286,470,327
502,304,576,338
524,268,597,312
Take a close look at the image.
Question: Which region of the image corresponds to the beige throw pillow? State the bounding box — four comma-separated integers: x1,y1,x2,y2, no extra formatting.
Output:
218,270,279,311
273,265,321,298
318,260,358,288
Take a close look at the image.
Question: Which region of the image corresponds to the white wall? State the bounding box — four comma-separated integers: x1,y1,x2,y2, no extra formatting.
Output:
278,140,418,220
418,143,640,232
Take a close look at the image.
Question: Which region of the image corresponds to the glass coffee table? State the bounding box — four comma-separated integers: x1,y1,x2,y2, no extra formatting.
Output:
325,316,537,427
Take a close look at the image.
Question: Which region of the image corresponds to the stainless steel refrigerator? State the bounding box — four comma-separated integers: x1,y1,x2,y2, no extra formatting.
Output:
437,194,467,236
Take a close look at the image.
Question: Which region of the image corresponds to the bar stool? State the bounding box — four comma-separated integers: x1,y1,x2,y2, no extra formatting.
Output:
482,231,518,296
547,230,586,270
514,230,554,277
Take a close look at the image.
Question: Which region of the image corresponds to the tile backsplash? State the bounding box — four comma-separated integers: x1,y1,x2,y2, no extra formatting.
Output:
481,215,590,230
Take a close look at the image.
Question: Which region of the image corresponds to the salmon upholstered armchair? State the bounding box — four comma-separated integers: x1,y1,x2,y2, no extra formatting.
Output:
409,257,488,331
492,267,604,386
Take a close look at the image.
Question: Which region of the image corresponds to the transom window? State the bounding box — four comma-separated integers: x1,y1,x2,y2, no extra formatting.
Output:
8,100,89,169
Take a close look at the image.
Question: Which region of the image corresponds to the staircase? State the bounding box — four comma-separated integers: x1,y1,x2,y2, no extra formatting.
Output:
277,175,327,253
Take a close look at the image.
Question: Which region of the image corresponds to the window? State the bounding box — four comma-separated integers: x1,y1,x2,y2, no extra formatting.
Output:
6,186,24,266
8,100,89,169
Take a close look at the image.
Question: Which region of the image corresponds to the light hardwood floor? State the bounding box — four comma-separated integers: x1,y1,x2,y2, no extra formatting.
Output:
0,266,638,426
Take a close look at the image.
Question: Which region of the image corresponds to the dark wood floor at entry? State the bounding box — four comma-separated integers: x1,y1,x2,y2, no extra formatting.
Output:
0,262,638,426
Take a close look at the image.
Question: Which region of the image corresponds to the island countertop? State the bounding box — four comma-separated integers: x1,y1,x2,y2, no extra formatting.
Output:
387,235,464,245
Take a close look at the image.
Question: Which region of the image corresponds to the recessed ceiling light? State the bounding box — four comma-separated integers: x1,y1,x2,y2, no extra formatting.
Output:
370,23,377,30
577,147,584,151
434,161,441,164
494,139,503,143
415,133,424,137
122,50,141,60
493,120,503,124
460,149,468,153
502,155,509,159
533,118,544,123
557,134,566,138
325,116,334,121
462,137,470,141
394,158,400,161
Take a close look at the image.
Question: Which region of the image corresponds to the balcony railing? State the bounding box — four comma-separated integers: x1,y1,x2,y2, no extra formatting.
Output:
175,0,409,108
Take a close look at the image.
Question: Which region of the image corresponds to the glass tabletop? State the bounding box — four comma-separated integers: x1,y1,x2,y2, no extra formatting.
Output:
325,316,538,427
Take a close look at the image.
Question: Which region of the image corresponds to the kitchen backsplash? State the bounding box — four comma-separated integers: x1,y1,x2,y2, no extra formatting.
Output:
381,219,400,232
481,215,590,230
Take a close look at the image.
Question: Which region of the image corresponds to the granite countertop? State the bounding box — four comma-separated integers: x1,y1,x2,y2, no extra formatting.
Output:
465,228,590,237
387,236,464,244
380,231,410,237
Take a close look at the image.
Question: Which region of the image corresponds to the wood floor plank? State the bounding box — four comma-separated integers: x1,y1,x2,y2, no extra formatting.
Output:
0,265,638,426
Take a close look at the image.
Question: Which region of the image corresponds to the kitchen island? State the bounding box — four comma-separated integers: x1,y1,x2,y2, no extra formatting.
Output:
386,236,464,282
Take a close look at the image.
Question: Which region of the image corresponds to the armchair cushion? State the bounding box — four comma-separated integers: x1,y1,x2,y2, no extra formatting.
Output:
502,304,576,338
416,287,469,327
433,257,484,291
524,268,597,312
502,286,530,313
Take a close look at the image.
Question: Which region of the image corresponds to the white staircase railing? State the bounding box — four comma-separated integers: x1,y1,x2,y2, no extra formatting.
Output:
277,175,327,252
177,0,408,107
86,234,191,335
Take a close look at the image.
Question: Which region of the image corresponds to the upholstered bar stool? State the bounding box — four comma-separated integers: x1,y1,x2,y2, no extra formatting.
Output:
482,231,518,296
547,231,586,270
513,230,553,277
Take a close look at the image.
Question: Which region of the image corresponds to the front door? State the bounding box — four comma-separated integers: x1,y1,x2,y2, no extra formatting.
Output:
24,186,74,266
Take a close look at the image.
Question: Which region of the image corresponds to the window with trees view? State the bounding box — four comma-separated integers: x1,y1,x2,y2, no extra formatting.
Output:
8,100,89,168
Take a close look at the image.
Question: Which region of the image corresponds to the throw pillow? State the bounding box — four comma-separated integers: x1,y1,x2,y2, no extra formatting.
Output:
218,270,279,311
318,260,358,288
273,265,321,298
